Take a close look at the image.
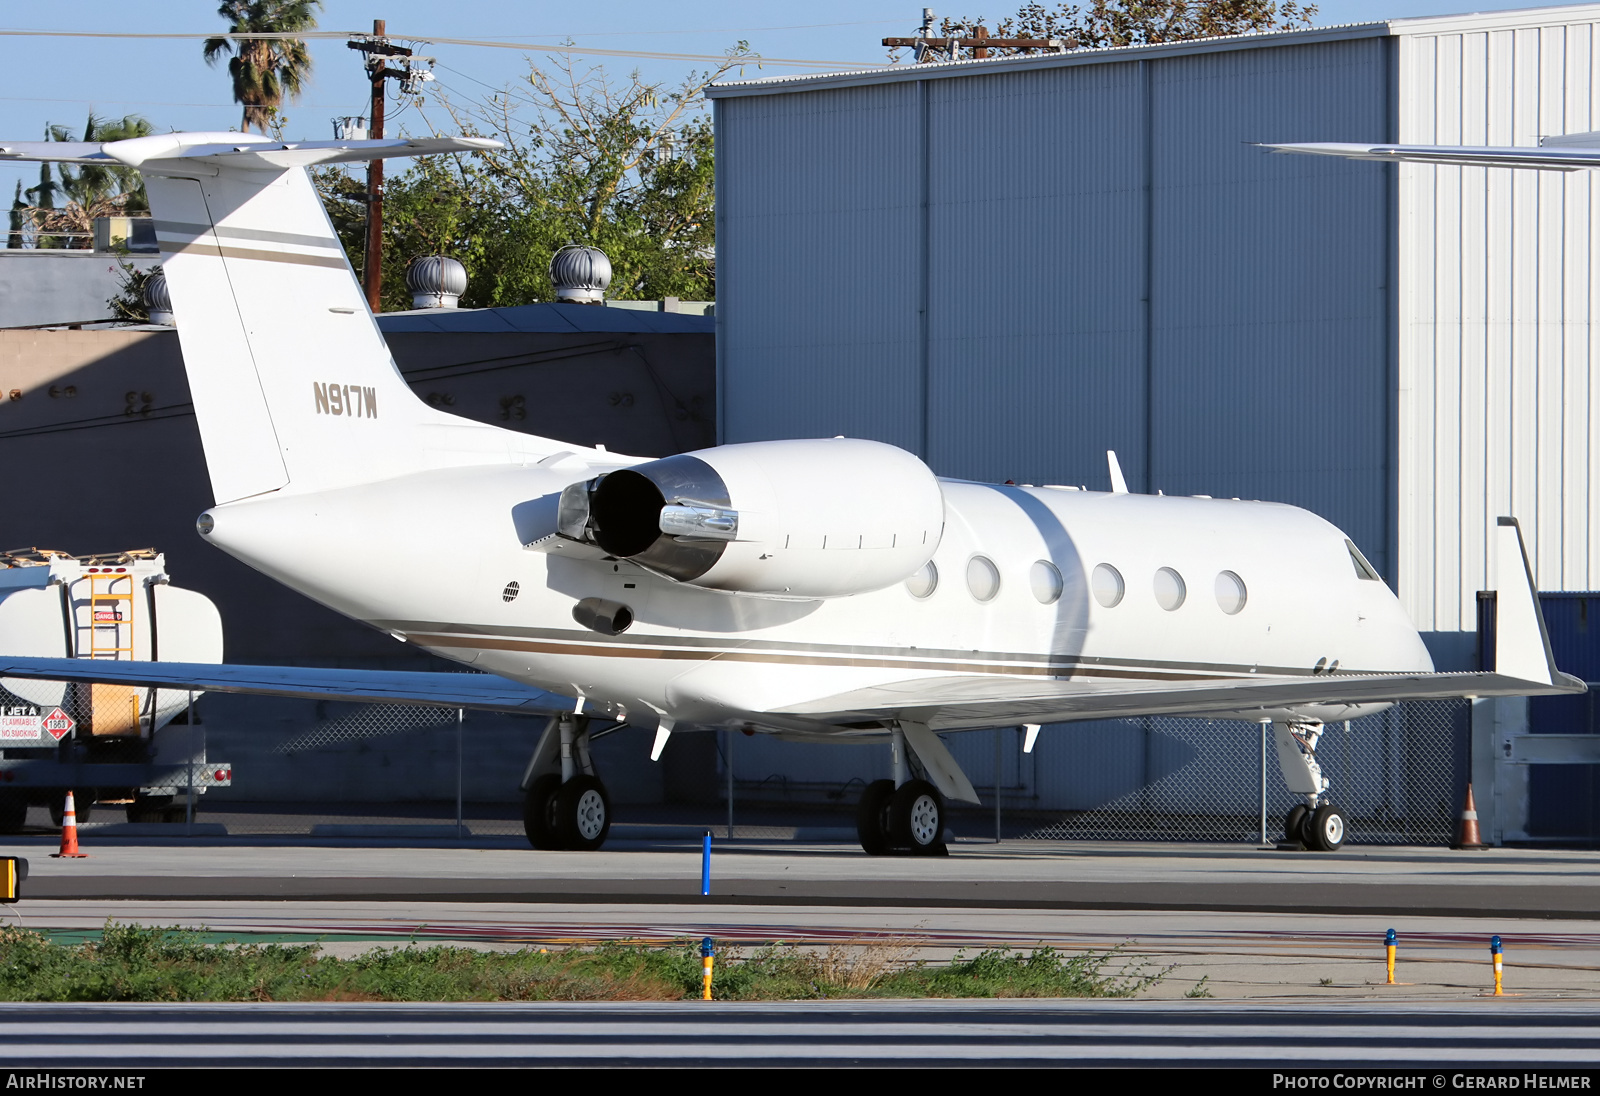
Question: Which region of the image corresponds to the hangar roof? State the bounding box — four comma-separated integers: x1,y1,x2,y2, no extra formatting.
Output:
706,3,1600,98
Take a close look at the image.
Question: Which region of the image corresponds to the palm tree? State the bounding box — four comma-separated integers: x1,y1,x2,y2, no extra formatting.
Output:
18,113,153,248
203,1,323,135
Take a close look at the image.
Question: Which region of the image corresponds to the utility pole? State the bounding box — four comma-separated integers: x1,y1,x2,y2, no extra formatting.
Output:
347,19,412,313
884,9,1067,62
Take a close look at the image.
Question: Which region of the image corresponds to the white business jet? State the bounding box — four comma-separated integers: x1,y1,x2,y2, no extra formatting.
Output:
0,132,1580,857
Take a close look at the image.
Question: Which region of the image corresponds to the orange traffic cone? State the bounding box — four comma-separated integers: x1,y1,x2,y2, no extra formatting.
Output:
51,790,87,858
1451,783,1490,850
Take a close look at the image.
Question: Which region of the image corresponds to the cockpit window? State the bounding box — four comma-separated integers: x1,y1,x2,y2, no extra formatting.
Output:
1345,539,1382,582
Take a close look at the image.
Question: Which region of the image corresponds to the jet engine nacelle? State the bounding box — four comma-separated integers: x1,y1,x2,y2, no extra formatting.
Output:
559,439,945,598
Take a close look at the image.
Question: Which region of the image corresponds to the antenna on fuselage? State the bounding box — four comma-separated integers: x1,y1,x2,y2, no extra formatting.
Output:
1107,451,1130,494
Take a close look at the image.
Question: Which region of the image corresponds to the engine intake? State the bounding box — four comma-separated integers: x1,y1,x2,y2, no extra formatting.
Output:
558,439,944,598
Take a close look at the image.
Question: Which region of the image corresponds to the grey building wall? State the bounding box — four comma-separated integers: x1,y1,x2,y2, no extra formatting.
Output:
715,35,1397,580
0,251,162,327
0,310,715,805
709,9,1600,813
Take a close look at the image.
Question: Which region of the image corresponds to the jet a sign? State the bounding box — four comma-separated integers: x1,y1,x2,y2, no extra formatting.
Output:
0,705,74,743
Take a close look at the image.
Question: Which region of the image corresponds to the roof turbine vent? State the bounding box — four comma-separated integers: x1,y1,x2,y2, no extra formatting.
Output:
144,272,174,326
405,255,468,309
549,243,611,304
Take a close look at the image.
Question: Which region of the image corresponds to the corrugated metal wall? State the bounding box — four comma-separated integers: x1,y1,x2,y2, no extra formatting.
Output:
717,39,1395,576
1398,20,1600,636
715,82,925,450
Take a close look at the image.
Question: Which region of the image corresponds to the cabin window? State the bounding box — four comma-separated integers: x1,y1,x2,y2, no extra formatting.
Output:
1346,539,1382,582
966,556,1000,602
1030,560,1063,604
1214,570,1247,615
1091,563,1124,608
1153,567,1186,611
906,560,938,598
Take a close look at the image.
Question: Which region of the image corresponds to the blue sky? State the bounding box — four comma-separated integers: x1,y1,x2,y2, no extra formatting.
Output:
0,0,1569,206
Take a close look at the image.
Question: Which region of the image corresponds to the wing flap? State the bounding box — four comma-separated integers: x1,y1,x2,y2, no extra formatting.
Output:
0,657,572,716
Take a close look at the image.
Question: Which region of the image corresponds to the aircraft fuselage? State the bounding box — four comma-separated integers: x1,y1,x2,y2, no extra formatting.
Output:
201,462,1432,734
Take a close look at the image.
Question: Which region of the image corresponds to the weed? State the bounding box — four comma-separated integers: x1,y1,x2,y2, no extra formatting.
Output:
1185,974,1213,998
0,922,1166,1003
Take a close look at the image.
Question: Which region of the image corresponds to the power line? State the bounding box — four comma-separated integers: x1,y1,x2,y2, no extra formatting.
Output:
0,28,884,69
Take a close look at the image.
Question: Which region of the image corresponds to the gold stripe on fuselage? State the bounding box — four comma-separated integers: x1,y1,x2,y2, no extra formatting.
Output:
402,631,1287,683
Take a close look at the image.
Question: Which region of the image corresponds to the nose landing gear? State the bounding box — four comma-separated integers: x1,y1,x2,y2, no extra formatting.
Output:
1274,721,1347,851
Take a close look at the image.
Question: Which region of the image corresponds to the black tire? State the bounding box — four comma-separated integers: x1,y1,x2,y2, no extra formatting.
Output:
1284,804,1309,846
47,793,91,830
1309,804,1346,851
554,775,611,852
855,779,895,855
521,775,562,850
0,793,26,834
888,779,944,855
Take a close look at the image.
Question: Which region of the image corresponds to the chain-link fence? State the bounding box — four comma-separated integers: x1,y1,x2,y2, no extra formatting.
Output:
1,681,1470,846
1014,701,1468,844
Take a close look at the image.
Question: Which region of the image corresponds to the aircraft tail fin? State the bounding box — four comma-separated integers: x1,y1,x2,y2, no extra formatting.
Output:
0,133,556,504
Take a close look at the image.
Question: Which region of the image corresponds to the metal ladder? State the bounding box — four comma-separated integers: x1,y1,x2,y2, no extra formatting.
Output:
86,572,134,659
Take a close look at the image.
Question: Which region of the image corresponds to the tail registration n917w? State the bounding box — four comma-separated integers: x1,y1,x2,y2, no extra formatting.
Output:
313,382,377,418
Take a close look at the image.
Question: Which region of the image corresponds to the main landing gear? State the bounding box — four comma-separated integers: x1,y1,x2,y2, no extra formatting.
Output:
1274,721,1346,851
855,725,951,856
521,713,612,851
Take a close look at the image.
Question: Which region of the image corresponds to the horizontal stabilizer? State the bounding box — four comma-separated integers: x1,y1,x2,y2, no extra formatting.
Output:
1260,141,1598,172
0,657,572,716
0,134,501,172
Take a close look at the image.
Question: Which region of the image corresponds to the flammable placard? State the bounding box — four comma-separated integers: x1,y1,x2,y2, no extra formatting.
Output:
0,706,45,743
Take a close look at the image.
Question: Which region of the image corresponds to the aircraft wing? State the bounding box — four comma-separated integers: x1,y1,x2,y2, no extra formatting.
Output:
0,657,572,716
1260,140,1600,171
768,666,1584,732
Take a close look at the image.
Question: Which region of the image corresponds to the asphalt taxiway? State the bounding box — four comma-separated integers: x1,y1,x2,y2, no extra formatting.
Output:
6,836,1600,918
6,836,1600,1002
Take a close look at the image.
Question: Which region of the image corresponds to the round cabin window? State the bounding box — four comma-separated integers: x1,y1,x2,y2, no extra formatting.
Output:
1092,564,1124,608
1030,560,1064,604
1214,570,1247,615
905,560,938,598
966,556,1000,602
1153,567,1186,611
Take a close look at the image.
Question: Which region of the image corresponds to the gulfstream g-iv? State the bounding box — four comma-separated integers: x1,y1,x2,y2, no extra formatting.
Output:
0,132,1579,856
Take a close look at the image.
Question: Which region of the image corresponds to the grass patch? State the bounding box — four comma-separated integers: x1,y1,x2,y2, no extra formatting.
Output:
0,924,1164,1003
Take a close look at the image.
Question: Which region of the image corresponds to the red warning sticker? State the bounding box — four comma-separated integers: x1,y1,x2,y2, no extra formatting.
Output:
41,708,75,741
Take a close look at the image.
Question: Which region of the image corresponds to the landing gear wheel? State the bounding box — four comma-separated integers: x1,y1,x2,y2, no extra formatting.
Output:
0,793,25,834
1284,804,1309,846
855,779,895,855
521,775,562,850
554,775,611,852
889,779,946,856
1308,804,1346,851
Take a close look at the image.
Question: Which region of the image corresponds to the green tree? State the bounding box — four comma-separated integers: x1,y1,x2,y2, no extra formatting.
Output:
15,113,152,248
203,1,322,135
912,0,1316,55
315,48,742,310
